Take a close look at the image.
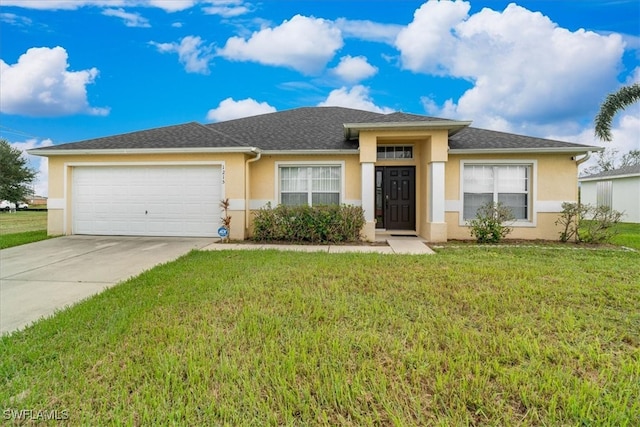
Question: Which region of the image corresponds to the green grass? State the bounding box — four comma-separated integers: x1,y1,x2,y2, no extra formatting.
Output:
610,222,640,250
1,248,638,425
0,211,50,248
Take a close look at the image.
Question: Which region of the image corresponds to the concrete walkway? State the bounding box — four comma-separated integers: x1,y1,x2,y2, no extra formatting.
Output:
203,238,435,255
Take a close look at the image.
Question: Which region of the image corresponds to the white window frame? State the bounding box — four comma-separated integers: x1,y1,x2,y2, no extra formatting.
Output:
275,161,346,207
458,160,537,227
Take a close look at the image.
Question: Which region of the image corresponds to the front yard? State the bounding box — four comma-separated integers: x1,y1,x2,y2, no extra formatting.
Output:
0,211,49,249
1,247,638,425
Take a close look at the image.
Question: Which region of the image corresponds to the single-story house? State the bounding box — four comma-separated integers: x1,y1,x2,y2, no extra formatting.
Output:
29,106,602,242
579,164,640,223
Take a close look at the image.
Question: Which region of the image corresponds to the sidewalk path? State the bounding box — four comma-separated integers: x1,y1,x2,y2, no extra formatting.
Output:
202,239,435,255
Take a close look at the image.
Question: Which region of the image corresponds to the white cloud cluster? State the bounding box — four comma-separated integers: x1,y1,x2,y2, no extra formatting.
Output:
0,12,33,26
0,46,109,117
202,0,251,17
150,36,213,74
0,0,197,12
102,8,150,27
332,55,378,83
206,97,276,122
0,0,118,9
396,1,626,129
218,14,343,75
335,18,402,45
318,85,393,114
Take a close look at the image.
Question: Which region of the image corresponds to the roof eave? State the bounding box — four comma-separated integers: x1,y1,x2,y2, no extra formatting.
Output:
27,147,260,157
261,149,360,155
344,120,472,140
448,147,603,155
579,173,640,181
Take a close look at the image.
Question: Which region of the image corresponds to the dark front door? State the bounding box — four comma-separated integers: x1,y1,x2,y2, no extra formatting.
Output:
375,166,415,230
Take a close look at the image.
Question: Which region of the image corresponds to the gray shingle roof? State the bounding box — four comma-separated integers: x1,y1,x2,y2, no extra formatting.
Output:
449,127,594,150
205,107,376,150
579,164,640,180
38,122,247,150
31,106,598,153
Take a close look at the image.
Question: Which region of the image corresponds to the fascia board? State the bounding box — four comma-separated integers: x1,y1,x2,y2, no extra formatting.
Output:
344,120,472,139
448,147,603,155
579,173,640,182
261,149,360,155
27,147,260,157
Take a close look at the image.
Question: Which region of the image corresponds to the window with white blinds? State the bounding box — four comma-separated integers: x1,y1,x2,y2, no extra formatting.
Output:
463,164,530,220
280,166,341,206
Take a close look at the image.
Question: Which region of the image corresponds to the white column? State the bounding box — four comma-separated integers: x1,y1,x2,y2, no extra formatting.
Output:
429,162,445,223
361,162,375,222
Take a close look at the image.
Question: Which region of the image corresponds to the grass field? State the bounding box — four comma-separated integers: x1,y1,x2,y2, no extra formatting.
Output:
610,222,640,250
1,247,638,425
0,211,50,249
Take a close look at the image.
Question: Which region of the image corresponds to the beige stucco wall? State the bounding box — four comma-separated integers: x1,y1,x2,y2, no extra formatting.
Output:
445,153,580,241
357,129,449,241
44,144,582,242
246,154,361,235
46,152,249,239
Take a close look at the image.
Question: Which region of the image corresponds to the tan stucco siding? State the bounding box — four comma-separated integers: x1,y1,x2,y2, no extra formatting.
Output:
46,153,249,238
445,153,579,241
246,155,362,237
248,154,361,206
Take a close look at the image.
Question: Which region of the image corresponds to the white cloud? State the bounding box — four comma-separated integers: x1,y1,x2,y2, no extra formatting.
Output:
335,18,402,45
218,14,343,75
150,35,213,74
9,138,53,197
541,102,639,174
318,85,394,114
396,0,470,74
397,1,625,129
0,0,197,12
202,0,251,17
0,13,33,26
0,1,125,10
102,8,150,28
206,97,276,122
332,55,378,83
147,0,197,12
0,46,109,117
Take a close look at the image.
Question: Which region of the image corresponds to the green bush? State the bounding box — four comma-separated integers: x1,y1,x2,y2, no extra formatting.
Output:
580,205,624,244
253,204,365,243
467,202,515,243
555,202,589,243
556,202,624,244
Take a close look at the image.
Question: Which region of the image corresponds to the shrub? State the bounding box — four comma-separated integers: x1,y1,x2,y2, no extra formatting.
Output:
555,202,589,243
556,202,624,244
580,205,624,244
467,202,515,243
253,204,365,244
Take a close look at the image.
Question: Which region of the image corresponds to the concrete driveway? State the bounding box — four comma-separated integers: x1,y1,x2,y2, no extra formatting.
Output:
0,235,213,335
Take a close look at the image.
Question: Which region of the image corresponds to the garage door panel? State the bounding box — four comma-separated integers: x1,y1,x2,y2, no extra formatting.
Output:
73,166,222,237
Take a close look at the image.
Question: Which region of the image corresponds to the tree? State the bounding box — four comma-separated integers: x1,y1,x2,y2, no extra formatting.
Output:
620,149,640,168
0,139,37,203
582,148,640,176
594,83,640,141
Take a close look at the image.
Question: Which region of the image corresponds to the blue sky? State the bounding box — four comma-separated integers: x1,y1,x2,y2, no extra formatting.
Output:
1,0,639,196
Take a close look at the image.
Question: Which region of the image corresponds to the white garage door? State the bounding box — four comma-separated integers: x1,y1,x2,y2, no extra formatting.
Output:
73,165,222,237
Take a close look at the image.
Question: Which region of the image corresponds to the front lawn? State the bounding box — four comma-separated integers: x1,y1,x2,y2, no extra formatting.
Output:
610,222,640,250
0,211,50,249
1,248,638,425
